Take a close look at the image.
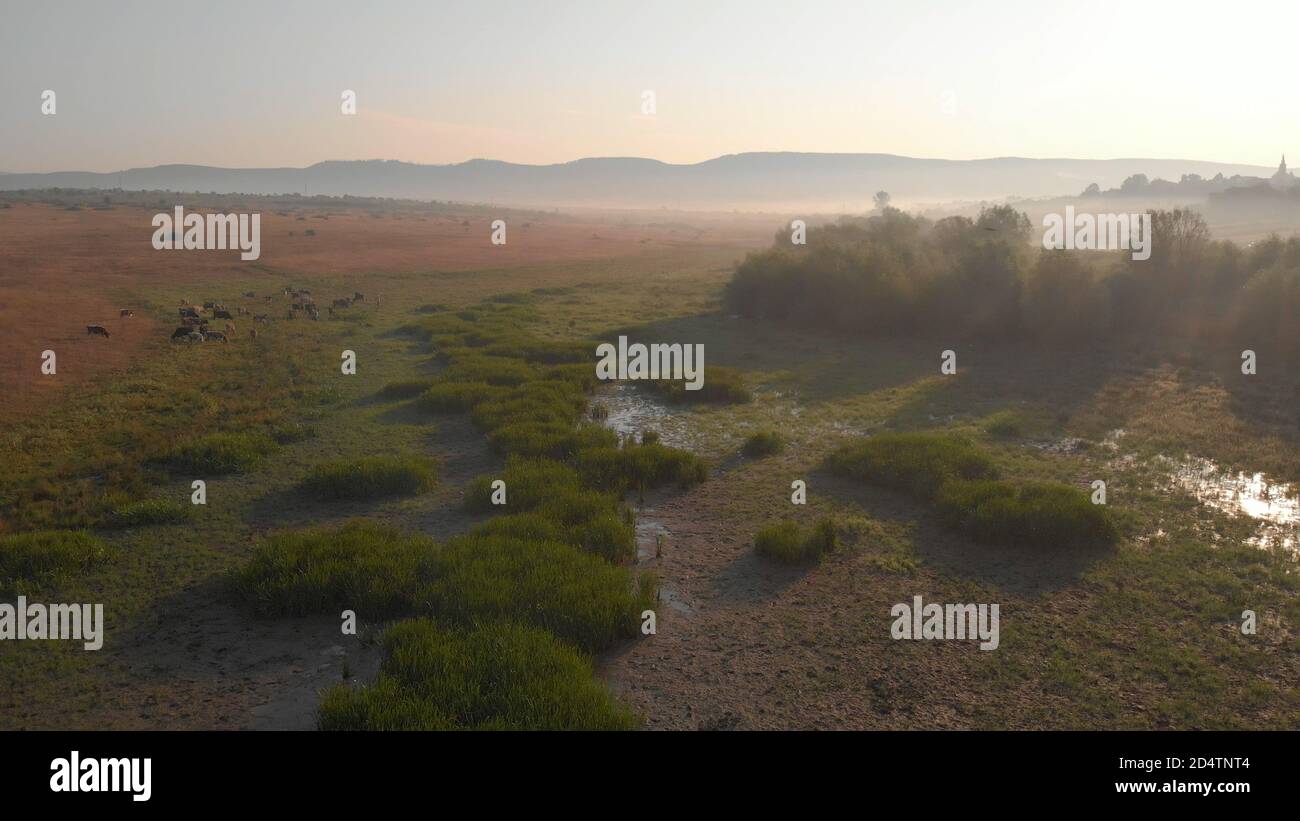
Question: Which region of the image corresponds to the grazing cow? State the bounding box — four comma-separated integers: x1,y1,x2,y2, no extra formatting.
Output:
204,331,229,343
253,313,269,323
180,306,200,318
214,309,233,320
186,331,205,343
120,309,134,318
171,327,192,341
243,291,256,298
87,324,110,338
203,301,215,310
332,298,351,309
352,292,364,302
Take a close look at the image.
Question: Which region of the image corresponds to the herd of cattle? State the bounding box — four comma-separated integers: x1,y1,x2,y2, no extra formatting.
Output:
85,286,376,344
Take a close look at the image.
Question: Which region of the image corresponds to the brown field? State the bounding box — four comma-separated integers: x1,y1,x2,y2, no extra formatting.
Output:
0,202,771,420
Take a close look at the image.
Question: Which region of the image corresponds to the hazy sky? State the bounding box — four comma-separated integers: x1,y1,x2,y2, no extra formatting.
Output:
1,0,1295,172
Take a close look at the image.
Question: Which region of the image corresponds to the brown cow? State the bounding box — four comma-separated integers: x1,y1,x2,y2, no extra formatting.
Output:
224,323,236,334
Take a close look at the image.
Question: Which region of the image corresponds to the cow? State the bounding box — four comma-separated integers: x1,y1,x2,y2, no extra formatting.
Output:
214,309,233,320
204,331,229,343
352,292,364,302
224,323,236,334
120,309,134,318
87,324,110,338
250,328,259,340
180,307,200,319
203,301,216,310
243,291,256,298
332,298,351,309
186,331,205,343
253,314,269,323
264,295,274,303
171,327,192,341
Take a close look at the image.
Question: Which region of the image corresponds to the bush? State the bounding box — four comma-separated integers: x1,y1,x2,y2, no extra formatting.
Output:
165,432,277,474
0,530,110,593
742,430,785,457
317,619,638,730
826,432,998,500
935,479,1118,549
302,456,437,501
105,498,190,528
230,521,435,618
378,379,436,400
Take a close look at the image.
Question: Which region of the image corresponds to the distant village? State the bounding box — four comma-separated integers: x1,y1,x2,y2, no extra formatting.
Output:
1080,155,1300,203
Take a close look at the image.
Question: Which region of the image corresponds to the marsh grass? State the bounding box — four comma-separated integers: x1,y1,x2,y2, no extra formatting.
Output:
0,530,111,594
317,618,639,730
827,431,998,500
164,431,278,474
646,365,751,404
230,521,434,618
378,378,437,400
754,518,840,563
936,479,1119,549
301,456,437,501
742,430,785,457
104,498,190,528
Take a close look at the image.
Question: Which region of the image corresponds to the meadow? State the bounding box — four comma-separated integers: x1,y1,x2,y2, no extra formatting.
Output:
0,198,1296,730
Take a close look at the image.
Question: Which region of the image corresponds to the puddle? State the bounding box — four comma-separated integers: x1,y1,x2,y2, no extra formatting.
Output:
1159,455,1299,551
594,383,700,450
634,510,693,615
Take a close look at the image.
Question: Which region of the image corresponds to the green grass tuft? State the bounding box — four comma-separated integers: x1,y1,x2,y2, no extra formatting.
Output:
301,456,437,501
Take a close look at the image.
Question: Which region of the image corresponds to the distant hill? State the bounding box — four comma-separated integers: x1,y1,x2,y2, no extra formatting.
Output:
0,153,1273,211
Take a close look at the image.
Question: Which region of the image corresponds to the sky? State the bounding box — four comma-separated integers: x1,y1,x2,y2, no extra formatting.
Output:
1,0,1296,173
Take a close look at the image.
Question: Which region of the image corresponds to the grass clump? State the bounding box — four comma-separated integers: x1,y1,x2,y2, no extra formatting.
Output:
378,378,436,400
0,530,110,593
983,409,1026,438
317,618,638,730
936,479,1119,549
230,521,434,618
646,365,751,404
426,534,653,653
463,459,581,513
416,381,505,414
826,431,998,500
302,456,437,501
742,430,785,458
165,431,277,474
105,498,190,528
575,442,709,492
754,518,840,563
